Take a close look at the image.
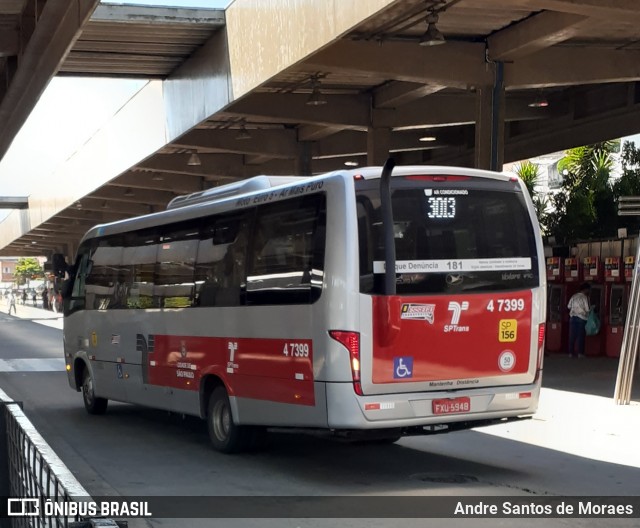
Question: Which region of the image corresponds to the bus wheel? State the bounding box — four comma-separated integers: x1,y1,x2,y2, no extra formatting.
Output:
82,369,108,415
207,387,254,453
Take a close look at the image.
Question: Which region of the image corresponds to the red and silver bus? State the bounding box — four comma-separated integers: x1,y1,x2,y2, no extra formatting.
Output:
62,162,546,453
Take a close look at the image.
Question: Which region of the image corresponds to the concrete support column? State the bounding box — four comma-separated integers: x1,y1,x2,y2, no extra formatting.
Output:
367,127,391,166
296,141,313,176
474,61,505,171
66,241,77,265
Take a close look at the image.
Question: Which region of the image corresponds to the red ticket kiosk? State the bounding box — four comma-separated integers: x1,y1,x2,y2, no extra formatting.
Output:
564,257,582,285
604,256,636,358
624,255,635,285
545,257,566,354
604,256,626,358
583,256,604,356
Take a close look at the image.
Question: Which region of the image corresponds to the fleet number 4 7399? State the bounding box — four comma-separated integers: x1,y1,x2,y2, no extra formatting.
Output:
283,342,310,357
486,299,525,312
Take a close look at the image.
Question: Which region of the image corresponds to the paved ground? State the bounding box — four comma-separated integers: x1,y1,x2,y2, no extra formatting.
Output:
2,297,638,472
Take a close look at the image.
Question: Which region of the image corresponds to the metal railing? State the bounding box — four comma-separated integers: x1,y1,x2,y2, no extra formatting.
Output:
0,389,89,528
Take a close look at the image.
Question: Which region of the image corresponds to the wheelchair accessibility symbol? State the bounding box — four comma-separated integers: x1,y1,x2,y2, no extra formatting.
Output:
393,357,413,379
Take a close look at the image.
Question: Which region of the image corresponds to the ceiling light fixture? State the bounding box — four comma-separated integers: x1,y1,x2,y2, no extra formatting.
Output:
151,174,164,181
306,75,327,106
187,150,202,166
419,135,437,142
235,124,252,140
419,11,445,46
528,93,549,108
344,161,359,167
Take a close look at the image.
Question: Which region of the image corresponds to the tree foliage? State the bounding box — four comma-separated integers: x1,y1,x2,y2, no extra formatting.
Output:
13,257,43,285
513,160,549,232
546,141,619,245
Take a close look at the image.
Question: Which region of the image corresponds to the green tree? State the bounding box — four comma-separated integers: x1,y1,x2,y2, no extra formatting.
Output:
513,160,550,233
547,141,618,244
14,257,43,286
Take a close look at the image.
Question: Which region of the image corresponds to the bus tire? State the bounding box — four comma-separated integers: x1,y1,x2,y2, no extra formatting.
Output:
207,386,253,453
82,369,108,415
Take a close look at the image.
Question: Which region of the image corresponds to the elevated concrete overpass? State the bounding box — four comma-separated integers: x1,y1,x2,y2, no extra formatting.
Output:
1,0,640,259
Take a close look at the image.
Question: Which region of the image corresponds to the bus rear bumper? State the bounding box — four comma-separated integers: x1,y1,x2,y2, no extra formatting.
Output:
325,382,539,430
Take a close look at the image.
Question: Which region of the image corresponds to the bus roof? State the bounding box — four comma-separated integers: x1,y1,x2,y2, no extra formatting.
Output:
166,175,305,210
76,165,514,248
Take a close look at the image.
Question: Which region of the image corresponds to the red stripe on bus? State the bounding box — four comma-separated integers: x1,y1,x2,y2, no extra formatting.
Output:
145,335,315,406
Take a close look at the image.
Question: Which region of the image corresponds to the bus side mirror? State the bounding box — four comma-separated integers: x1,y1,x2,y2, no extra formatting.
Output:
51,253,68,278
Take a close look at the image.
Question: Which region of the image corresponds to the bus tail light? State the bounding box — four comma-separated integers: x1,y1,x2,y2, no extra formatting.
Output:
329,330,362,395
537,323,545,370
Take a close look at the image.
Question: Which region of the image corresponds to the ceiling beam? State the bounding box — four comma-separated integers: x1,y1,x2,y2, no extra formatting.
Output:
0,27,19,57
0,196,28,209
488,11,589,61
297,125,346,142
110,170,206,193
506,48,640,88
229,91,547,133
230,93,370,129
373,81,446,108
174,128,298,158
32,225,92,235
519,0,640,19
89,4,225,26
91,186,176,205
302,41,491,88
135,154,248,179
55,209,129,223
80,196,158,216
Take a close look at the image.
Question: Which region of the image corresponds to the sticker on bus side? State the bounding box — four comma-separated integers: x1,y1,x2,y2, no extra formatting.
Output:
373,258,532,274
400,303,435,324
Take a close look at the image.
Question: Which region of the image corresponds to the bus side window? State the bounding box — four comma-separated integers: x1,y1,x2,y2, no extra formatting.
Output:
123,230,158,309
246,194,325,305
67,248,91,314
86,237,123,310
155,223,199,308
357,198,375,293
195,212,250,307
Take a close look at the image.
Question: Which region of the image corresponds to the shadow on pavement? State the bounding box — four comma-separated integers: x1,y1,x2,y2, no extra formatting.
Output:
542,354,639,400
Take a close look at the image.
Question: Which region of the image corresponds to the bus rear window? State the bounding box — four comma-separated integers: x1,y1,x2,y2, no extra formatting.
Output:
356,177,539,295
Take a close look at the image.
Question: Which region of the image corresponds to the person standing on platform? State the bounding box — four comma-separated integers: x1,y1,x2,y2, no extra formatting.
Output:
8,291,16,315
567,282,591,358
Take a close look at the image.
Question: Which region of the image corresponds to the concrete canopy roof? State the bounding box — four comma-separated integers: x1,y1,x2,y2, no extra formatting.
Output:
2,0,640,256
